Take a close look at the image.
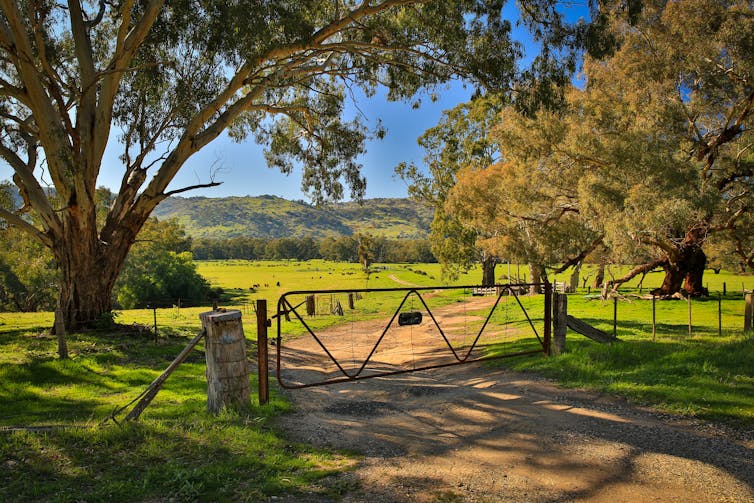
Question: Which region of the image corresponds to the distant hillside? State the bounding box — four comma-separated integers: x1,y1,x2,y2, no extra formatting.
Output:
152,195,433,239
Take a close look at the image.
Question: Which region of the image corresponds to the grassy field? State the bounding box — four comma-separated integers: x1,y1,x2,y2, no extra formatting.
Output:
0,323,357,502
0,260,752,501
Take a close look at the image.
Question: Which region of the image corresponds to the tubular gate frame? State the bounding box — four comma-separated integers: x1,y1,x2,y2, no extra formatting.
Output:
275,282,553,389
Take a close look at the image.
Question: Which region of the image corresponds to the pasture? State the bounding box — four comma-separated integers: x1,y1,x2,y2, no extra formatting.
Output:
0,260,752,501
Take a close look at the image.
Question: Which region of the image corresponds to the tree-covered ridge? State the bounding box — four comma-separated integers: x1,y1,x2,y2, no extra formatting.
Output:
152,195,433,239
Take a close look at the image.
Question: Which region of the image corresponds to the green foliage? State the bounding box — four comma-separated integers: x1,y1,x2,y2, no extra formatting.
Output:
438,0,754,295
114,219,212,309
396,96,504,280
0,227,57,312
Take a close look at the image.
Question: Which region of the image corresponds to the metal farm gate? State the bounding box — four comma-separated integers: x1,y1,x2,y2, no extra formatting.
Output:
261,283,552,392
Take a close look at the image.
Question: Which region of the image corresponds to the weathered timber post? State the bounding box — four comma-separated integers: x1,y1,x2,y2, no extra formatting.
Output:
718,293,722,337
256,300,270,406
199,309,250,413
652,295,657,341
54,309,68,359
543,281,552,356
552,292,567,355
745,293,753,333
152,306,158,341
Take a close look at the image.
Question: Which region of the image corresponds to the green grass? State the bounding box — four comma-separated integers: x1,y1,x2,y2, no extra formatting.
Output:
0,326,355,502
487,291,754,427
153,260,481,338
1,260,753,501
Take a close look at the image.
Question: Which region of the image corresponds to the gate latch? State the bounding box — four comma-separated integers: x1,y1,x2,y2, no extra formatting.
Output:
398,311,423,326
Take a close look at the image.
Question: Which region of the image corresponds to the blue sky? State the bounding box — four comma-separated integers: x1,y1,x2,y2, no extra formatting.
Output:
100,84,474,202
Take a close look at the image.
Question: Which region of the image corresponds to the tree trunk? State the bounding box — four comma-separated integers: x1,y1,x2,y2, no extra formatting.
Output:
528,262,546,294
53,212,138,330
481,256,496,287
593,263,605,289
652,230,709,298
57,248,121,329
569,261,582,293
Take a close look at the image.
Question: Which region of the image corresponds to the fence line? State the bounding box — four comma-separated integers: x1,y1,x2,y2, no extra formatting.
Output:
572,291,750,339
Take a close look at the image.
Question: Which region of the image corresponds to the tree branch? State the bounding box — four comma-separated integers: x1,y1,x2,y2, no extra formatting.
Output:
162,181,223,198
1,0,74,201
0,207,51,247
0,141,60,234
605,258,667,294
95,0,164,164
550,235,604,274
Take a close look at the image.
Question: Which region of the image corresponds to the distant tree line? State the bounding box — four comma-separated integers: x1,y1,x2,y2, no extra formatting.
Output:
0,198,436,313
192,235,437,264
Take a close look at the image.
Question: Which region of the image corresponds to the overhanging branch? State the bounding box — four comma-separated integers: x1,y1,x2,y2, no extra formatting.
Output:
551,235,604,275
605,258,667,293
162,181,222,198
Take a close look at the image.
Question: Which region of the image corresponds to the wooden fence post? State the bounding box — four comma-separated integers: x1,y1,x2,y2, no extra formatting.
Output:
256,300,270,406
543,282,552,356
54,309,68,359
745,293,753,333
718,293,722,337
199,309,250,413
552,292,567,355
652,295,657,341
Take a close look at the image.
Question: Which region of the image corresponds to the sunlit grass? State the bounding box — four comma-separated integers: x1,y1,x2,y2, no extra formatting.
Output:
489,291,754,427
0,326,355,502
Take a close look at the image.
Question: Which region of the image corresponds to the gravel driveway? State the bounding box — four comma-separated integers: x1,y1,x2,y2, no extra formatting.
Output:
272,297,754,502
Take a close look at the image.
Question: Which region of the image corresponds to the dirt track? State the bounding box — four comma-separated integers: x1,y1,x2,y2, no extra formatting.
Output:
272,297,754,502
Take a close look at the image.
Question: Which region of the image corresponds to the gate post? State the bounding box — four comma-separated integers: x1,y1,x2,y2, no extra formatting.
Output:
745,293,753,332
199,309,250,413
543,281,552,355
256,299,270,405
552,292,567,355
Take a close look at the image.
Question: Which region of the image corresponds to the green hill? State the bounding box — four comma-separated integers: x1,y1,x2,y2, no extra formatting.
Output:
152,195,432,239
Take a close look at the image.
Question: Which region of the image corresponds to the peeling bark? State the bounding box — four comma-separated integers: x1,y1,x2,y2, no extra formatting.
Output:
52,201,143,329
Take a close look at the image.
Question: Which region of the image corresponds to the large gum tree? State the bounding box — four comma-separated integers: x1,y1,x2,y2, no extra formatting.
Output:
0,0,603,330
445,0,754,298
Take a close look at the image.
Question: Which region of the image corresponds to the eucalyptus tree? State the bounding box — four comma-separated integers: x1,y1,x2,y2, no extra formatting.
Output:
480,0,754,297
0,0,601,329
567,0,754,297
396,94,505,285
445,107,603,292
394,0,623,287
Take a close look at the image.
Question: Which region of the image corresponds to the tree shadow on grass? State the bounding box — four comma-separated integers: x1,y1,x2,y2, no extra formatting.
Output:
0,411,343,503
0,331,212,427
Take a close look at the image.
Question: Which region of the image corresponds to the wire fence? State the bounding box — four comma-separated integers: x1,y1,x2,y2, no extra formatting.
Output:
559,289,754,340
2,286,753,341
